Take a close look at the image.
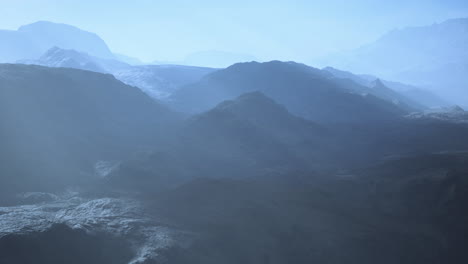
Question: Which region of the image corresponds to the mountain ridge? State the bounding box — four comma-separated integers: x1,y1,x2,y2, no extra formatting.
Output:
170,60,409,123
0,63,179,194
321,17,468,105
20,47,216,99
0,21,114,62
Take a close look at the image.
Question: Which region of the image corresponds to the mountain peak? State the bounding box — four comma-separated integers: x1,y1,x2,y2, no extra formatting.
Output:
171,60,408,122
0,21,115,61
211,91,292,121
34,47,106,73
219,91,276,108
371,78,386,88
219,60,326,80
18,21,81,32
41,46,88,58
322,17,468,105
449,105,465,112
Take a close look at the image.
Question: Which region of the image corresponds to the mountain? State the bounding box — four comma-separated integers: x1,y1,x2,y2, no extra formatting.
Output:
169,61,409,123
109,92,332,190
323,66,447,108
184,91,331,169
327,114,468,168
407,105,468,123
113,53,143,65
21,47,216,99
321,18,468,105
114,89,468,192
3,65,468,264
372,78,449,107
18,47,117,73
326,70,423,111
19,47,131,73
0,21,114,62
113,64,216,99
0,64,178,195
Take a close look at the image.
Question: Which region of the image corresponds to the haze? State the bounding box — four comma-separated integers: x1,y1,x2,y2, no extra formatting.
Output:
3,0,468,263
2,0,468,63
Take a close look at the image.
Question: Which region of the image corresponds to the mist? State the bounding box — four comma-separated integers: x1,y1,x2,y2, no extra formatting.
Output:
1,1,468,264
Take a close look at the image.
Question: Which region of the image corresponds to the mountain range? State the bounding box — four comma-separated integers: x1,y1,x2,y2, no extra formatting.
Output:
0,21,114,62
323,66,448,107
7,21,450,108
24,46,432,109
110,91,335,190
3,19,465,106
321,17,468,105
2,18,468,264
169,61,416,123
21,47,216,99
1,60,468,263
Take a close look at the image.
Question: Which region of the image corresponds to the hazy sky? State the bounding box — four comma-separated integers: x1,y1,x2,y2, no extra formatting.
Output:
1,0,468,62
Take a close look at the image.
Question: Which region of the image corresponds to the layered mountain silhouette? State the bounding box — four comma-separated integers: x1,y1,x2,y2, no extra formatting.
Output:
170,61,409,123
0,21,114,62
2,58,468,264
183,91,332,170
19,47,122,73
110,91,332,190
1,20,468,264
114,64,216,99
21,47,215,99
323,66,447,107
322,17,468,105
0,64,178,195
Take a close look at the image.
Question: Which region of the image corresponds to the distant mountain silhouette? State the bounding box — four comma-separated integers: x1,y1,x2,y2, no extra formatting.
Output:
19,47,114,73
0,21,114,62
113,53,144,65
322,17,468,105
21,47,216,99
3,15,468,264
323,66,447,108
114,64,216,99
170,61,408,123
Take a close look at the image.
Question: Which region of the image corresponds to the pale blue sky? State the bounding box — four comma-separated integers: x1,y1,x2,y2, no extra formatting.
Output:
1,0,467,62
